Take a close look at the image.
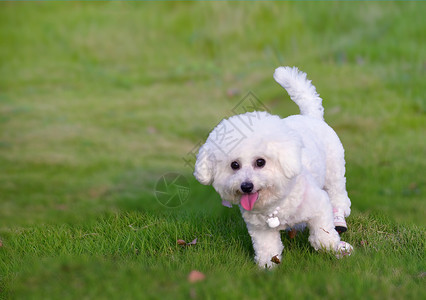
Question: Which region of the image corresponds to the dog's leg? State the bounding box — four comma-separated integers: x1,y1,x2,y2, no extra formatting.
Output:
307,212,354,258
324,140,351,233
325,173,350,233
304,185,353,257
324,142,351,215
307,209,341,252
247,227,283,268
304,187,341,251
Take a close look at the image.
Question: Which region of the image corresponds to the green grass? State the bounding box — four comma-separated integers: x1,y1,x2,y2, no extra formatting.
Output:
1,212,424,299
0,1,425,299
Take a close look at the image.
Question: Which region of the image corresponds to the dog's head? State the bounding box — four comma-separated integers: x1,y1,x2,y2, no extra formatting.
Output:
194,111,303,211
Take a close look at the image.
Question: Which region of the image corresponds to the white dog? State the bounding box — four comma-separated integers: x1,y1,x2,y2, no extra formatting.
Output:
194,66,353,268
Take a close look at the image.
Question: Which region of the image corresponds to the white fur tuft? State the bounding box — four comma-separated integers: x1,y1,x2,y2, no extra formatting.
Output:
273,66,324,120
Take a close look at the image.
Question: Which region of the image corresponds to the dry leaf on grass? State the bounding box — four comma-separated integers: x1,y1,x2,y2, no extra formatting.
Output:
188,270,206,283
271,255,281,264
177,238,197,246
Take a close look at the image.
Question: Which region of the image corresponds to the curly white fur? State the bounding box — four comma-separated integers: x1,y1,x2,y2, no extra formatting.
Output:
194,66,352,268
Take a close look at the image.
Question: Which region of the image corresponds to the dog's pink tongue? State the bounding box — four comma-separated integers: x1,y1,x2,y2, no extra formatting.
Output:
240,192,258,211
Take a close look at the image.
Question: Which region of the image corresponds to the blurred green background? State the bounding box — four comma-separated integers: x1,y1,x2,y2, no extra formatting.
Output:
0,1,425,299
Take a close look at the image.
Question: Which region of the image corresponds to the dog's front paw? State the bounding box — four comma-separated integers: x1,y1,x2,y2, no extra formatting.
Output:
256,255,281,269
335,241,353,259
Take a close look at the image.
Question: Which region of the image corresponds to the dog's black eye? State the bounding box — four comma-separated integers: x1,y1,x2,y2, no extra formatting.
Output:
256,158,266,168
230,161,240,170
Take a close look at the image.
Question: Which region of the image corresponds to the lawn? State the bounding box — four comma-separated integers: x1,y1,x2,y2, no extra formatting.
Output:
0,1,425,299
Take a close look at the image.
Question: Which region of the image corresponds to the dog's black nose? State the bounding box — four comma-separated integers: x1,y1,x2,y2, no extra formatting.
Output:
241,182,254,193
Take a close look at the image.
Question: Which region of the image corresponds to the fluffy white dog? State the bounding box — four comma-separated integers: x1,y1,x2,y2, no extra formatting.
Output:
194,66,353,268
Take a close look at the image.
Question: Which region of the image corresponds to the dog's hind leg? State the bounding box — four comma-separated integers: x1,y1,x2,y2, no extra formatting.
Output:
308,211,353,258
323,137,351,233
302,177,352,256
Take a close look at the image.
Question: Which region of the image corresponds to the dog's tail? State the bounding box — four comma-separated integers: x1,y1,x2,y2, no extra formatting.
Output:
273,66,324,120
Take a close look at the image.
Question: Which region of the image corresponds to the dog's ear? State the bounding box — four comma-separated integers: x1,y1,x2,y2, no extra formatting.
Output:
279,140,302,179
194,144,215,185
268,136,303,179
